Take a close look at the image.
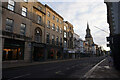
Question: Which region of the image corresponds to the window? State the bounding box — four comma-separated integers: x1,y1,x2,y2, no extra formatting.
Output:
47,20,50,28
35,28,42,42
8,0,15,11
22,7,27,17
46,33,50,43
6,18,14,32
60,20,62,24
64,32,67,38
56,26,59,32
20,24,26,35
52,23,55,30
52,35,55,44
38,15,42,24
64,26,67,30
47,11,50,17
53,15,55,20
64,41,67,47
56,18,59,22
38,6,42,10
60,28,62,33
56,36,59,45
24,0,28,2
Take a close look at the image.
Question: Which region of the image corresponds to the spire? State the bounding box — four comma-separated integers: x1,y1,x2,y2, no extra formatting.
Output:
85,22,92,38
87,22,90,30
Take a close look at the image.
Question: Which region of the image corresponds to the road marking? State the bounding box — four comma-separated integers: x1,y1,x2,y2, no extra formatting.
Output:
8,74,30,80
55,71,61,74
83,58,106,78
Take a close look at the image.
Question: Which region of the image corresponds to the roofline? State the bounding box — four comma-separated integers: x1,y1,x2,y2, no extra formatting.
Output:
64,21,73,27
45,4,64,20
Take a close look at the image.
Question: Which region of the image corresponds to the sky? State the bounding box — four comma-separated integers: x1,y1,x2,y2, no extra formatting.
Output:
40,0,110,51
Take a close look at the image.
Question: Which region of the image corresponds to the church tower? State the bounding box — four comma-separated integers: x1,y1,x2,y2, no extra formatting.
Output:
85,22,94,46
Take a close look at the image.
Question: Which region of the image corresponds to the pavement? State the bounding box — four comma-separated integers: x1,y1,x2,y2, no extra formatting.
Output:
84,56,120,79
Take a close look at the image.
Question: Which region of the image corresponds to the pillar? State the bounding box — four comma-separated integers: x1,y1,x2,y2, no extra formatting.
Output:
24,42,32,62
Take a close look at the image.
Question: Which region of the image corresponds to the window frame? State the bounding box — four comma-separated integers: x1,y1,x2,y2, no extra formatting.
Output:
22,6,27,17
8,0,15,11
47,11,50,17
47,20,50,28
20,23,26,35
37,15,42,24
5,18,14,32
52,23,55,30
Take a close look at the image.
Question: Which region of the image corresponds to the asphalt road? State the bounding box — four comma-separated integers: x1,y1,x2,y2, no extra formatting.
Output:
2,56,105,80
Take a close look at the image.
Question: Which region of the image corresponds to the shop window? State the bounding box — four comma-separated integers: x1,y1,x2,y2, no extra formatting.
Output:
8,0,15,11
6,18,14,32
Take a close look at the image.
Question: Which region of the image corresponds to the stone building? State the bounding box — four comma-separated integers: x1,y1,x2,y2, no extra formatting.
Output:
63,21,74,59
44,4,64,60
2,1,33,62
2,1,65,62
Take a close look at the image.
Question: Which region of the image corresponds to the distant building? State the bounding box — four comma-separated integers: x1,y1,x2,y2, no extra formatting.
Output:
85,22,94,54
63,21,74,59
73,33,80,58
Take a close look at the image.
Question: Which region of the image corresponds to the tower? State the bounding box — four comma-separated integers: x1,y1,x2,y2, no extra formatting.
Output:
85,22,94,47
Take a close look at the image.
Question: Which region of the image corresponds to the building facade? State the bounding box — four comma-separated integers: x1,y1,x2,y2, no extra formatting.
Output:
44,4,64,60
2,1,33,62
63,21,74,59
2,1,65,62
105,1,120,70
73,33,80,58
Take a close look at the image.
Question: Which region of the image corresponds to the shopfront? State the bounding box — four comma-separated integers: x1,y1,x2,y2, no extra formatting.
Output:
32,42,45,61
2,38,25,61
47,46,63,60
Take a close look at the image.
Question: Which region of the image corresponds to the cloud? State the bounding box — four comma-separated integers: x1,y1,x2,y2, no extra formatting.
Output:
41,2,110,51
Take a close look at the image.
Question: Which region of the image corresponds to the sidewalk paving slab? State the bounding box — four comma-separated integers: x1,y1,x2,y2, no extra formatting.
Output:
86,56,120,78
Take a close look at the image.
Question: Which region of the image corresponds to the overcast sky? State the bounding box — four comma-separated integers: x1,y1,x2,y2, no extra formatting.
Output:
40,1,110,51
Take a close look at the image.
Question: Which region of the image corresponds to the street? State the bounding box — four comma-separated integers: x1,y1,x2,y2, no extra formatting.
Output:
2,56,105,79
